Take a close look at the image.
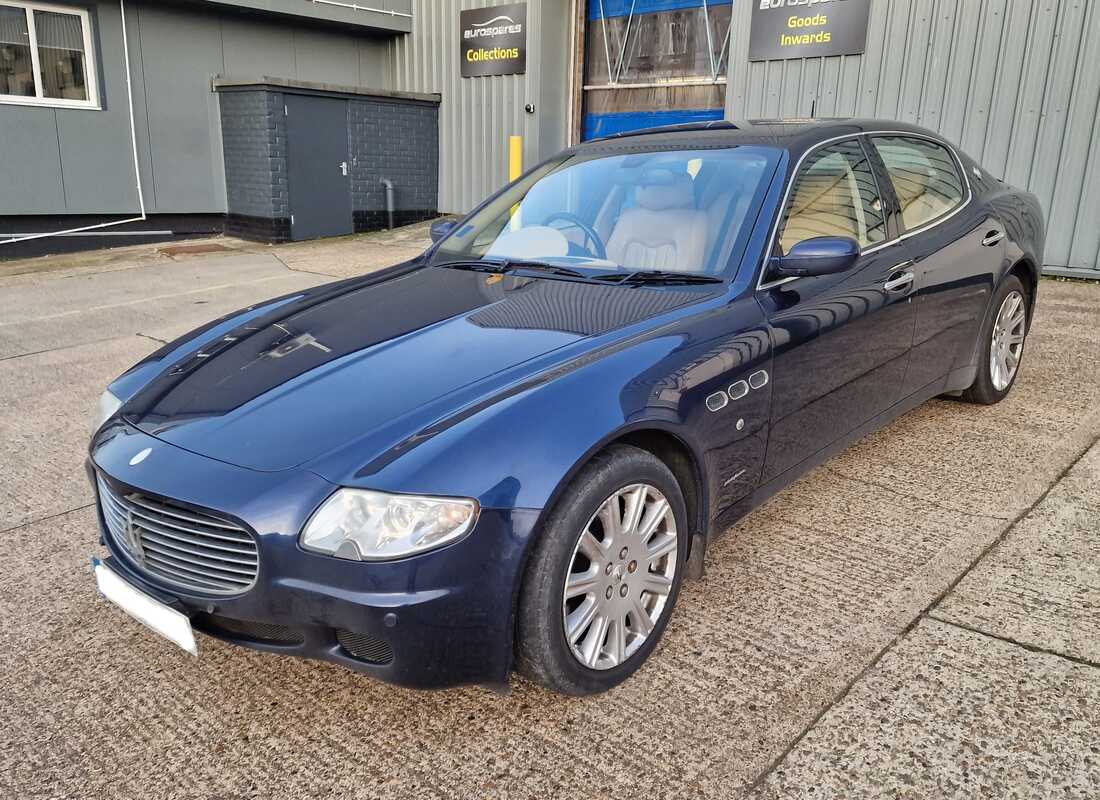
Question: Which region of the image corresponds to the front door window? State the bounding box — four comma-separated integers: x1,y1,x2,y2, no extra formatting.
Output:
778,139,886,255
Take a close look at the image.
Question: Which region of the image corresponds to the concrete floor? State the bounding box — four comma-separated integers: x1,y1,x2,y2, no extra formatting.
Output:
1,227,1098,798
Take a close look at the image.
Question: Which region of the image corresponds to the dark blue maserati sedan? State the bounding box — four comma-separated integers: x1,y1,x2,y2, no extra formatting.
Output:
89,119,1044,694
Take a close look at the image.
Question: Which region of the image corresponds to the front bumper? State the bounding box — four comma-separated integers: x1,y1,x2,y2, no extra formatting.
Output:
89,422,539,689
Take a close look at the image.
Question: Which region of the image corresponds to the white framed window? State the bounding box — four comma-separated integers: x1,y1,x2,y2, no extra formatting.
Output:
0,0,98,109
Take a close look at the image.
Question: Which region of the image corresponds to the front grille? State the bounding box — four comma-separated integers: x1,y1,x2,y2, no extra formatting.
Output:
97,475,258,595
195,614,303,645
336,629,394,664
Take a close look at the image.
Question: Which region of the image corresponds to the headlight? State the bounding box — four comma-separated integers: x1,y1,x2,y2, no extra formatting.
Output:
300,488,479,561
92,389,123,434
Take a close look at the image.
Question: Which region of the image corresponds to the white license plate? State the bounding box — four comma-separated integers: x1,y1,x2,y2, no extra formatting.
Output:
93,559,198,656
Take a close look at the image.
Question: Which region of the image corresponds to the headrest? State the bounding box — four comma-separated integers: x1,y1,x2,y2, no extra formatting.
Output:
790,171,848,215
879,148,932,205
635,170,695,211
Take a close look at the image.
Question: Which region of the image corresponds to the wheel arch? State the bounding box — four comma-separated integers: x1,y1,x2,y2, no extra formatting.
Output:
1007,257,1039,330
533,422,710,572
612,429,706,551
507,421,711,678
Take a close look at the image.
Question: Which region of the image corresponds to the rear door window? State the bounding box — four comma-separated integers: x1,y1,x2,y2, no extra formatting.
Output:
871,136,965,231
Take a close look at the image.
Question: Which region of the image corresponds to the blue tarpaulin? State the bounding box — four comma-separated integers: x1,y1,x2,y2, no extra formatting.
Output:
589,0,732,21
583,107,725,139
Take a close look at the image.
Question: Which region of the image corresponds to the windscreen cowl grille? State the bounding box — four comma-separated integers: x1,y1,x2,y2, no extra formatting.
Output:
97,475,258,596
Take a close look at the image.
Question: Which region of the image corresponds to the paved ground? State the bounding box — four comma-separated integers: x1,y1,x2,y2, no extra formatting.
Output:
1,227,1098,799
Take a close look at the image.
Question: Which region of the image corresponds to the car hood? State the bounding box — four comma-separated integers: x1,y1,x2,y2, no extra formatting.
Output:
123,264,710,472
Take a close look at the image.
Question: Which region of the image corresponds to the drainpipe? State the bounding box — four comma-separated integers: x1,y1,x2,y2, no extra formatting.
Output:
380,178,395,230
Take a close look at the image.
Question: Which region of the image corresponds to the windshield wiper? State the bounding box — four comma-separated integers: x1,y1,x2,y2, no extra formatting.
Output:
434,259,508,274
434,258,588,279
499,259,588,279
593,270,724,286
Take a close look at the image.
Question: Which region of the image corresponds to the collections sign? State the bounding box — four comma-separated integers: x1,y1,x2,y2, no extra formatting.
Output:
460,3,527,77
749,0,871,61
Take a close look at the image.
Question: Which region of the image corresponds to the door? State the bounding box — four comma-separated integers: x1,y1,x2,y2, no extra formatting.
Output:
869,134,1002,396
285,94,353,241
757,138,916,483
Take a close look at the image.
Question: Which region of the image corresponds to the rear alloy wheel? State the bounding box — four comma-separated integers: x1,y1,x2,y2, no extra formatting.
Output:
516,444,688,695
962,274,1029,405
989,289,1026,391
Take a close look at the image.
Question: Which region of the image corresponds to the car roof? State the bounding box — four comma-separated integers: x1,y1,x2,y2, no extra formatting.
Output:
573,118,947,160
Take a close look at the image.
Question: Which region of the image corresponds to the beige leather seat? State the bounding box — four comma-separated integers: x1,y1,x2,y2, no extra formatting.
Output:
891,156,955,229
779,167,861,254
698,170,756,257
606,171,708,272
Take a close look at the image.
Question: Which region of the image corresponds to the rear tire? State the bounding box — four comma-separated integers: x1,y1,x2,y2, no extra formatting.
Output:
516,444,688,695
962,274,1029,405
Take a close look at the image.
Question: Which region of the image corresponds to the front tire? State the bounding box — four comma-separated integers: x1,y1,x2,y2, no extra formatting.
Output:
516,444,688,695
962,274,1029,405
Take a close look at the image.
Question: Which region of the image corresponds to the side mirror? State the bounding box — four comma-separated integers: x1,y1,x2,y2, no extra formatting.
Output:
429,218,458,243
773,236,860,278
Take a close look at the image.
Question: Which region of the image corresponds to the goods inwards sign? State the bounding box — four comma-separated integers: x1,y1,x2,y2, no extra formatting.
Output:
749,0,871,61
461,3,527,77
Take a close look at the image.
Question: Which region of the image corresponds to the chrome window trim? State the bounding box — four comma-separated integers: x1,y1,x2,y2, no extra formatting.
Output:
756,130,973,292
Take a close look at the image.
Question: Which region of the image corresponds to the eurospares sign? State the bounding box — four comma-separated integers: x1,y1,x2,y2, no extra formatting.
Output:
461,3,527,77
749,0,871,61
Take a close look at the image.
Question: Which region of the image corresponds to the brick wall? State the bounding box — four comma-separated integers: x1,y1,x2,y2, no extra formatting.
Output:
219,90,291,242
349,98,439,230
218,87,437,243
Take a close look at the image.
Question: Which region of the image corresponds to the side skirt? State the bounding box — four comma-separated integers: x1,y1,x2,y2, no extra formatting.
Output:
708,377,948,537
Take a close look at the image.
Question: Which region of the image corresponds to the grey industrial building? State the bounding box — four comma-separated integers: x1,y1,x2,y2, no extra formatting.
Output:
1,0,1099,280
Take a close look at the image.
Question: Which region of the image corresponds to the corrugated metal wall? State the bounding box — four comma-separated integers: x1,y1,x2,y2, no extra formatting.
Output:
388,0,571,213
725,0,1100,278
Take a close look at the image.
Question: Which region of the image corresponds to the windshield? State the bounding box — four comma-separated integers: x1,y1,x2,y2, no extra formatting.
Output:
429,146,778,278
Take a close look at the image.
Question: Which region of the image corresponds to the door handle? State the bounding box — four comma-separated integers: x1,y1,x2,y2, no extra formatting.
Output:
339,161,348,176
883,270,915,292
982,230,1004,247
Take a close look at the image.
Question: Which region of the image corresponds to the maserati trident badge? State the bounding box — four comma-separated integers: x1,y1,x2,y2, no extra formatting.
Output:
125,508,145,565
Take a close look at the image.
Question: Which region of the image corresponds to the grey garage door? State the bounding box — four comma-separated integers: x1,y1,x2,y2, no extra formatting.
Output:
286,94,353,241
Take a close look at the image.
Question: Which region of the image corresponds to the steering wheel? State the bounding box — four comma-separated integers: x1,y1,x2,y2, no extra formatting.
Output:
543,212,607,260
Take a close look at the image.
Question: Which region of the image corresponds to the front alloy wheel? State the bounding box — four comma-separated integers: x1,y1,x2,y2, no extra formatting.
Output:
516,444,688,695
562,484,677,670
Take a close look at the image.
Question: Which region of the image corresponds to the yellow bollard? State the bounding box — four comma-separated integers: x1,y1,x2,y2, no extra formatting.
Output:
509,135,523,230
509,135,523,182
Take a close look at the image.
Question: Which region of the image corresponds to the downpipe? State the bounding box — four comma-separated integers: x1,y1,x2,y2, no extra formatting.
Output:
380,178,395,230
